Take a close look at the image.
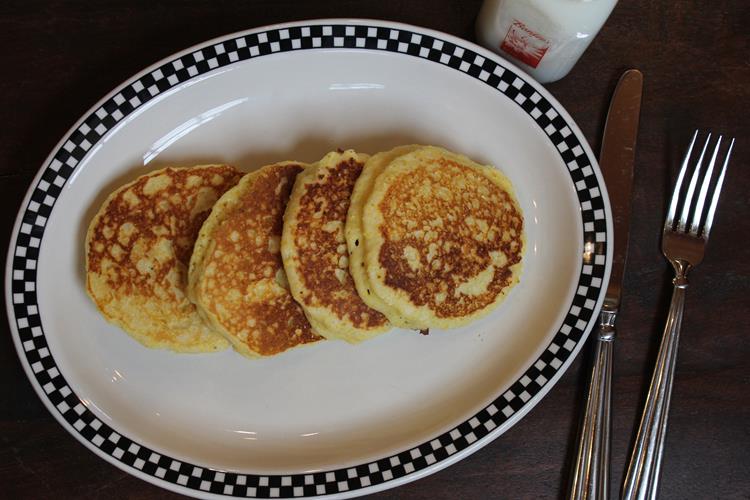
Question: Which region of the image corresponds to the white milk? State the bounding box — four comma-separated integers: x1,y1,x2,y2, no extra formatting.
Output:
476,0,618,83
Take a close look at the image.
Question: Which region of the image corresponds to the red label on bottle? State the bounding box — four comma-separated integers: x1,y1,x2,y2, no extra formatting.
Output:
500,20,550,68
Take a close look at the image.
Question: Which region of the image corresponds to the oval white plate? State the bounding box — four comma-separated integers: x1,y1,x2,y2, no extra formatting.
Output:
5,19,611,499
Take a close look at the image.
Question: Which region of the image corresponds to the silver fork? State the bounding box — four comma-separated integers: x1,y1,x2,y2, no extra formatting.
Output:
622,131,735,500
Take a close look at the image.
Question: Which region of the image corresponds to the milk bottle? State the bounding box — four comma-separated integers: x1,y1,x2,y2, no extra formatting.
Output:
476,0,618,83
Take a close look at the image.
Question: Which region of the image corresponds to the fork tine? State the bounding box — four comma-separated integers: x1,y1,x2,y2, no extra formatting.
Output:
701,138,734,238
677,132,711,232
690,136,723,235
665,130,698,230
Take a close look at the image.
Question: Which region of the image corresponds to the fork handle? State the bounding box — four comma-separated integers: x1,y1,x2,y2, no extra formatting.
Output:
569,312,614,500
622,279,687,500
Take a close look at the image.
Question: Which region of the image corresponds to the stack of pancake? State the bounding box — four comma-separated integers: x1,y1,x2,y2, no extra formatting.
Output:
85,145,524,358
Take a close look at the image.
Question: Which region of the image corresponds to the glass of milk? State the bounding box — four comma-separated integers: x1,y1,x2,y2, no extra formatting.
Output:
476,0,618,83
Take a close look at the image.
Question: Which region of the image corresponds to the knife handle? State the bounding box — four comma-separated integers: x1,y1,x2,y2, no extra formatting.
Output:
569,308,615,500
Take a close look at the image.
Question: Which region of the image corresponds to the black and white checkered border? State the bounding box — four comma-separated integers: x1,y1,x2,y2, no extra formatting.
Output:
8,23,608,497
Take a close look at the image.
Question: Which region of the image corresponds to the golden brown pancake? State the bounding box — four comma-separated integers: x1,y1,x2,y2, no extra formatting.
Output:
85,165,242,352
188,162,322,357
282,150,390,343
357,146,524,329
345,145,423,328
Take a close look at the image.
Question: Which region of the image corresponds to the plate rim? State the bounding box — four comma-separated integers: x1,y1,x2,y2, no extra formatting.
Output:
4,18,613,499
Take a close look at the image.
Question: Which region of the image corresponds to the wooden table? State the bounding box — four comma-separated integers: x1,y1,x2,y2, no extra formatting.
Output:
2,1,748,498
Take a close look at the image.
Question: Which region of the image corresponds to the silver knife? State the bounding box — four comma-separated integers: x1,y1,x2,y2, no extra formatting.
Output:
568,69,643,500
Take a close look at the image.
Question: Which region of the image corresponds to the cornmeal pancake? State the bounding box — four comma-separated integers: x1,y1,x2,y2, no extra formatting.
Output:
188,162,321,357
85,164,242,352
359,146,524,329
282,150,390,343
345,145,424,329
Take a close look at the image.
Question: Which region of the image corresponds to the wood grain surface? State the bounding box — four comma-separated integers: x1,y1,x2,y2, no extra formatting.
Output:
1,1,748,498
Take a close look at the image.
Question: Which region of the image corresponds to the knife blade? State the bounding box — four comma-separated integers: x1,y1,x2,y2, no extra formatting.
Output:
569,69,642,500
600,69,642,310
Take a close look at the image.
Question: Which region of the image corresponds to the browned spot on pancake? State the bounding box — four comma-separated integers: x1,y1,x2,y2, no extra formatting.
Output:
293,158,388,329
242,298,317,355
87,166,242,297
377,158,523,319
200,164,320,355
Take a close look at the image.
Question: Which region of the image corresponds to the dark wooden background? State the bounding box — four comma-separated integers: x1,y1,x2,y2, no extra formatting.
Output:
2,1,748,498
